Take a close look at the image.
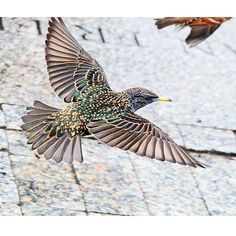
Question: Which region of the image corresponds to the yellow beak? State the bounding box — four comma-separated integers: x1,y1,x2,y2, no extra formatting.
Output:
157,97,173,102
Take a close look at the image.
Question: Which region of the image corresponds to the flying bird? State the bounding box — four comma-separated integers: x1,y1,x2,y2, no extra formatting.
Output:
155,17,231,47
21,17,205,168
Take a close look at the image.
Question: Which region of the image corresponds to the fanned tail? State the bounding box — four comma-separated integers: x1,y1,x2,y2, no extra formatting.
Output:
21,101,83,164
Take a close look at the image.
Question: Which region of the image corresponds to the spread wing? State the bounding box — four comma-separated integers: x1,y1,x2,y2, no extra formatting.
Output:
45,17,111,103
185,25,220,47
87,113,206,168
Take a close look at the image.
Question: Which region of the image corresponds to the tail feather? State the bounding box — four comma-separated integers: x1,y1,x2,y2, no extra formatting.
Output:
37,136,58,155
47,136,68,163
21,101,83,164
32,101,59,111
44,135,67,161
155,17,180,29
22,114,51,123
27,123,47,140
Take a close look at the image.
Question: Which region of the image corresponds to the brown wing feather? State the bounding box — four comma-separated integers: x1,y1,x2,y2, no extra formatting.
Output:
185,25,220,47
87,113,206,168
45,17,110,103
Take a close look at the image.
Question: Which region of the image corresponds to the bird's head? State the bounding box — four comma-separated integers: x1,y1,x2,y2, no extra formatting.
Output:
123,88,172,112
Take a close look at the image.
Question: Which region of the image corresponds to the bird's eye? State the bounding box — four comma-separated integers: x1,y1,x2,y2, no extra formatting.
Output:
134,95,143,99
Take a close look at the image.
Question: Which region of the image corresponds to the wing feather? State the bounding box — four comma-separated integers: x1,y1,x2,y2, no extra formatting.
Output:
88,113,206,168
45,17,110,103
186,25,220,47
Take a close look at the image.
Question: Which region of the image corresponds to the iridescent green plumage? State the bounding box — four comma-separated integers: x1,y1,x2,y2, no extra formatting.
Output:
21,17,206,168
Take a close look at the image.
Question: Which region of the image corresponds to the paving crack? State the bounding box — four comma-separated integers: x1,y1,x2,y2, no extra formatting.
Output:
0,17,4,30
134,32,141,46
34,19,42,35
175,122,235,132
1,113,24,216
128,157,152,216
223,43,236,55
0,126,22,132
0,102,26,107
190,170,211,216
176,123,236,158
0,148,8,152
177,123,212,215
176,123,186,146
71,164,88,215
182,147,236,158
87,210,129,216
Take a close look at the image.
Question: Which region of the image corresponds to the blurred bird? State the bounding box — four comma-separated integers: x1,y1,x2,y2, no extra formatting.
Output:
21,17,205,168
155,17,231,47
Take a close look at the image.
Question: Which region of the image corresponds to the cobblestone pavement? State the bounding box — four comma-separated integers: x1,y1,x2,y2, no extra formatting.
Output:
0,17,236,216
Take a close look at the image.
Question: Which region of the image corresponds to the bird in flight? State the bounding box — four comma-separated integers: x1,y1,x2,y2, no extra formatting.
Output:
155,17,231,47
21,17,205,168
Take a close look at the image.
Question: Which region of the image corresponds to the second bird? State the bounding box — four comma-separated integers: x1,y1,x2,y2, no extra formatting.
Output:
155,17,231,46
21,17,205,168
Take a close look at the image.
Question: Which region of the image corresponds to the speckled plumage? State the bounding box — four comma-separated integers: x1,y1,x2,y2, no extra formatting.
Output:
49,89,141,138
21,17,206,168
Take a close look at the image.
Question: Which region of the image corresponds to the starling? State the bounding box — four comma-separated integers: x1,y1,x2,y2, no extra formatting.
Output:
155,17,231,47
21,17,205,168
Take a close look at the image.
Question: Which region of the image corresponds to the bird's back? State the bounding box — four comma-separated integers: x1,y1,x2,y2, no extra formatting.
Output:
72,89,131,121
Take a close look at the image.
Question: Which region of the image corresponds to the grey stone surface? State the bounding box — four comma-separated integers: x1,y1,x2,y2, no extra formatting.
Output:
21,206,86,216
0,109,6,127
0,203,22,216
88,212,118,216
0,129,8,151
0,152,20,203
9,155,86,212
179,125,236,153
0,17,236,216
6,130,32,156
191,153,236,216
130,154,209,215
1,104,25,130
74,139,149,216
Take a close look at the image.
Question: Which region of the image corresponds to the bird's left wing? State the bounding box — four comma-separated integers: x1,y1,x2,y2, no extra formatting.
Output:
185,25,220,47
87,113,206,168
45,17,111,103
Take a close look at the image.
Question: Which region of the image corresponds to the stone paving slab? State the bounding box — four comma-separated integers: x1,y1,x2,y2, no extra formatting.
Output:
1,104,25,130
179,124,236,154
74,139,149,216
130,154,209,215
6,130,32,156
0,109,6,128
21,206,86,216
9,155,86,213
191,153,236,216
0,129,8,151
88,212,119,216
0,152,20,204
0,203,22,216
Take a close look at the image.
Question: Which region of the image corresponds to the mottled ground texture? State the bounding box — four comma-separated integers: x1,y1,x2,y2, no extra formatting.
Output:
0,17,236,216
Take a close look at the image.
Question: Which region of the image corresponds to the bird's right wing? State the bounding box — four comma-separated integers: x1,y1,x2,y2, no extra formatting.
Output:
45,17,111,103
185,25,220,47
87,113,206,168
